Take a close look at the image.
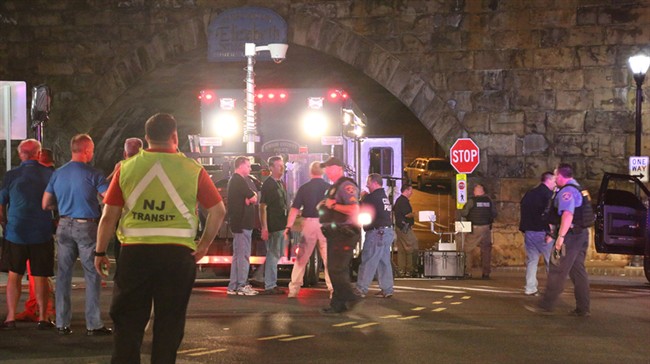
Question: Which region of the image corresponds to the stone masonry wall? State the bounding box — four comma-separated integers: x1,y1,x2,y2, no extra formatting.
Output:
2,0,650,265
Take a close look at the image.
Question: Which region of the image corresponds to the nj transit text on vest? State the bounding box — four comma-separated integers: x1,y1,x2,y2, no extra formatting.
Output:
131,199,176,222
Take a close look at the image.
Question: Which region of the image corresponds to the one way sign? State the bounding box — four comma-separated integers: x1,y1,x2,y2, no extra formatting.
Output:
629,156,649,182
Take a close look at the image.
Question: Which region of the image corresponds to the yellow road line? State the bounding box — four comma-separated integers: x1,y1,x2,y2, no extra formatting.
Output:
444,295,454,299
333,321,358,327
258,334,292,341
397,316,419,320
380,315,402,319
451,301,463,305
353,322,380,328
177,348,207,354
462,296,471,300
432,301,443,305
432,307,447,312
279,335,315,342
187,349,227,356
411,307,426,311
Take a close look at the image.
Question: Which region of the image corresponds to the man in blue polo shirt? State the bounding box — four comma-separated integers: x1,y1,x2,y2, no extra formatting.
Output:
0,139,54,330
43,134,112,336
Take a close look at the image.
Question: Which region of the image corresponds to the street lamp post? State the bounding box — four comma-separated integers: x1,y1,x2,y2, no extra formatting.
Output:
629,54,650,157
243,42,288,153
627,54,650,268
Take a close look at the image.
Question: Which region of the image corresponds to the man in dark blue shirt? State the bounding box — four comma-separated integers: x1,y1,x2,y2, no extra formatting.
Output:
284,161,333,298
0,139,54,330
355,173,395,298
519,171,555,296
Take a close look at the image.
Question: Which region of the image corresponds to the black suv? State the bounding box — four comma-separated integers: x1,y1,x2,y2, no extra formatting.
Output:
594,172,650,282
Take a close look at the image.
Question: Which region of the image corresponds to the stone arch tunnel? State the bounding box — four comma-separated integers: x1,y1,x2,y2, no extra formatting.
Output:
3,0,650,265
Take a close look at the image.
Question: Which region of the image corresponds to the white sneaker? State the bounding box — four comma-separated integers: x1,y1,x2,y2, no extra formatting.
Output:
237,285,259,296
226,289,238,295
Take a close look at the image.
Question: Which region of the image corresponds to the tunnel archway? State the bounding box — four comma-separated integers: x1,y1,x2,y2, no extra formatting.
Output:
91,43,439,173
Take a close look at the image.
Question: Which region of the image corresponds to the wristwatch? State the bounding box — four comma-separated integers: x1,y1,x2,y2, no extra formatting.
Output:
93,251,107,257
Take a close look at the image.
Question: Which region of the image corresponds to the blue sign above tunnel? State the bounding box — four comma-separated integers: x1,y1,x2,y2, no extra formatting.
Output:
207,7,288,62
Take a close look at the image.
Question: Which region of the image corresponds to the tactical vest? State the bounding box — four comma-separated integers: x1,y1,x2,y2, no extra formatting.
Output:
548,183,595,230
467,195,494,226
117,150,202,250
319,177,357,225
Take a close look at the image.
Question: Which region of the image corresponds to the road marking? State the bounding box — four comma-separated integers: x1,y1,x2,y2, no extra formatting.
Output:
440,285,514,294
397,316,419,320
187,349,227,356
432,301,443,304
462,296,471,299
333,321,358,327
394,285,465,294
380,314,402,319
353,322,380,328
411,307,426,311
279,335,315,342
432,308,447,312
444,295,454,299
258,334,292,341
450,302,463,305
177,348,208,354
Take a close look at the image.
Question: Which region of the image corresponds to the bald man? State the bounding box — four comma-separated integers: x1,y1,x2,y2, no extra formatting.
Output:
0,139,55,330
461,184,497,279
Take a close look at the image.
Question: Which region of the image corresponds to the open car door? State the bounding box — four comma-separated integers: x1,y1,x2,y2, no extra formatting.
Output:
594,172,650,281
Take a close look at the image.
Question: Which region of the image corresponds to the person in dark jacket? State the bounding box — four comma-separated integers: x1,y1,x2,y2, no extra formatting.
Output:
461,184,497,279
393,184,418,277
519,171,556,296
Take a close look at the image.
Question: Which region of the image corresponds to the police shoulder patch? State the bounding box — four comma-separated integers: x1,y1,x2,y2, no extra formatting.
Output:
561,192,572,201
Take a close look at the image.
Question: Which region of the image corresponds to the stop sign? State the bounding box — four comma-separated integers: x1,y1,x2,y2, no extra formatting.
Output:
450,138,480,174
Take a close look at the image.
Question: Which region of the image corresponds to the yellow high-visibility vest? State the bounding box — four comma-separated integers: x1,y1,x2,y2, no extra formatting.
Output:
117,150,201,250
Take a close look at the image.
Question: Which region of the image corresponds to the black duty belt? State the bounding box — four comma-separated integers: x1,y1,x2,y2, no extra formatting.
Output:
367,225,393,231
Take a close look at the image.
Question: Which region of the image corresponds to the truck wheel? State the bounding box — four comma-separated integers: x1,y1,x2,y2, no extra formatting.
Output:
644,255,650,283
304,251,319,287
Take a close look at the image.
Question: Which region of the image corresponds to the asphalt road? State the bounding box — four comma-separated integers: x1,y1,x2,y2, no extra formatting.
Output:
1,271,648,364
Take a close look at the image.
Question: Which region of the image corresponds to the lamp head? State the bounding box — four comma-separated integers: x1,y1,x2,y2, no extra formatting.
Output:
629,54,650,76
268,43,288,64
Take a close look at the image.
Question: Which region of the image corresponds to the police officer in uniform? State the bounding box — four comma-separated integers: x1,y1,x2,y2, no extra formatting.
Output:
461,184,497,279
94,113,226,362
526,163,591,316
318,157,362,314
355,173,395,298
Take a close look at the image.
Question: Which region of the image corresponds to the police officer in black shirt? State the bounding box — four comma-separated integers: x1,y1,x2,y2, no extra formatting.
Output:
394,184,418,277
355,173,395,298
461,184,497,279
318,157,362,314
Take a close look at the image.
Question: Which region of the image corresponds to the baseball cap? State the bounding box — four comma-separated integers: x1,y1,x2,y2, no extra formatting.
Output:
320,157,344,168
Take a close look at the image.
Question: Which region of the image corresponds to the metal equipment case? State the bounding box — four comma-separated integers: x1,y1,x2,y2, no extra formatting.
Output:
420,251,466,278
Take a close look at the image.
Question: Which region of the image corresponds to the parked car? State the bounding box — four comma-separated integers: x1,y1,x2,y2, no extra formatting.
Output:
403,157,454,190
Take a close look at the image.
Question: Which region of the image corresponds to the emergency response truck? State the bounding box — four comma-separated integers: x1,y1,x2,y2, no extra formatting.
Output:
186,88,403,283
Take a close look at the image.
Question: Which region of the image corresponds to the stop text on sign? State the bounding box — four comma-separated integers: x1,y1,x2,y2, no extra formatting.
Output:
452,149,478,164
